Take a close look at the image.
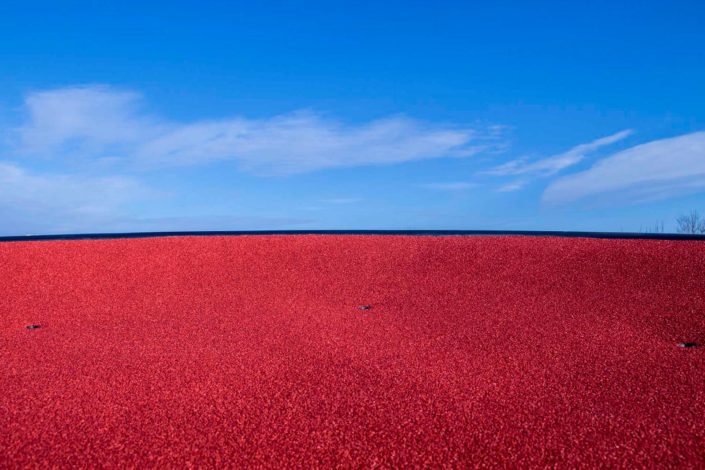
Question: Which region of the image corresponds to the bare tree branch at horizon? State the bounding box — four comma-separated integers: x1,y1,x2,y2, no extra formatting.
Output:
676,210,705,234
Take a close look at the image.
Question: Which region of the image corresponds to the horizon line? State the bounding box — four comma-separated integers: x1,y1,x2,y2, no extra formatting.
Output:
2,229,705,243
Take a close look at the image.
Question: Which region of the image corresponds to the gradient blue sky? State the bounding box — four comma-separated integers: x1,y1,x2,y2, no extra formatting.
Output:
1,0,704,234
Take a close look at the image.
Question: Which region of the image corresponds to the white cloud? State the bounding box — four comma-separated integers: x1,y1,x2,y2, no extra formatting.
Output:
497,180,526,192
18,86,161,156
543,131,705,204
0,161,147,234
486,130,633,177
421,182,476,191
0,161,316,235
14,85,498,175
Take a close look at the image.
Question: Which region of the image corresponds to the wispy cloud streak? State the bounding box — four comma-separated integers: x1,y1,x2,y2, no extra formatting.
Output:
486,130,633,177
543,131,705,204
14,85,500,175
420,182,476,191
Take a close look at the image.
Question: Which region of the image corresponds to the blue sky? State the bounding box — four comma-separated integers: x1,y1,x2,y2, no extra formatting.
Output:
1,0,704,234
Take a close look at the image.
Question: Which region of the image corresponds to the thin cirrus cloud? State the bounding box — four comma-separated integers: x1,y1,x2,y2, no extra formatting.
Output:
14,85,500,175
0,161,313,234
485,129,634,177
420,182,476,191
0,161,145,234
543,131,705,204
497,180,526,192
